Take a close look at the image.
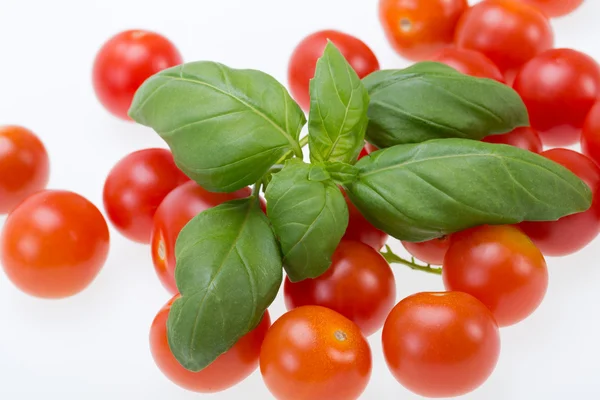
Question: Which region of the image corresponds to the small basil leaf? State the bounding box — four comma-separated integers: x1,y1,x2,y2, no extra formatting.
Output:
308,165,331,182
266,160,349,282
324,161,359,185
129,62,306,193
363,62,529,148
308,42,369,165
346,139,592,242
167,198,282,371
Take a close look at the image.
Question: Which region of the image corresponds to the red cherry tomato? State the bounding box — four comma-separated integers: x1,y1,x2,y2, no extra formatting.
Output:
92,30,183,120
342,192,388,251
379,0,468,61
443,225,548,326
151,181,253,293
402,236,450,265
0,190,109,299
455,0,553,76
103,148,189,244
0,125,50,214
520,149,600,256
364,142,379,153
482,127,543,153
288,30,379,110
260,306,372,400
430,47,504,82
357,147,370,160
150,295,270,393
284,240,396,336
582,102,600,166
521,0,583,17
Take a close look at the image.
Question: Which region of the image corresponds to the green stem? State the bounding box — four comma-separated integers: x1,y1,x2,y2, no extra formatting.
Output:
380,245,442,276
298,135,309,147
276,135,309,165
252,181,262,198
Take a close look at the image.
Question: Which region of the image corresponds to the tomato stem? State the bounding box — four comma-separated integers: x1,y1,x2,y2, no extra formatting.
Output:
380,245,442,275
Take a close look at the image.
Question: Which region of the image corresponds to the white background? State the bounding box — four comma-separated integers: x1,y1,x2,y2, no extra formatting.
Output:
0,0,599,399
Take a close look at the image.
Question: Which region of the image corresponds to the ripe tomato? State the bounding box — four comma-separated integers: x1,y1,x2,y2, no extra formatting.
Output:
364,142,379,153
443,225,548,326
455,0,553,75
402,236,450,265
582,102,600,166
430,47,504,81
288,30,379,110
151,181,252,293
379,0,468,61
150,295,270,393
482,127,543,153
342,192,388,250
513,49,600,147
0,190,109,299
521,0,583,17
284,240,396,336
382,292,501,398
0,126,50,214
260,306,371,400
92,30,182,120
520,149,600,256
103,148,189,244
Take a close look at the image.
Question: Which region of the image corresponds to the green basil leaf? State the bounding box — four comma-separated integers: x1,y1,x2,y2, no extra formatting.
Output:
346,139,592,242
324,161,359,185
129,62,306,193
167,198,282,371
363,62,529,148
266,160,349,282
308,42,369,165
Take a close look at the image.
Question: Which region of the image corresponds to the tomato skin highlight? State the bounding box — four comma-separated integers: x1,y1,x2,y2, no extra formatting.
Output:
92,30,183,120
443,225,548,326
582,103,600,167
260,306,372,400
103,148,189,244
382,292,501,398
430,47,504,82
150,295,270,393
0,126,50,214
521,0,583,17
513,48,600,147
402,236,450,265
520,149,600,256
0,190,110,299
284,240,396,336
482,127,543,153
288,30,379,110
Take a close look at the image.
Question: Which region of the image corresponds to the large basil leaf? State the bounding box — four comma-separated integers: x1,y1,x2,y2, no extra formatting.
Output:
129,62,306,193
346,139,592,242
363,62,529,148
166,198,282,371
308,42,369,164
266,160,349,282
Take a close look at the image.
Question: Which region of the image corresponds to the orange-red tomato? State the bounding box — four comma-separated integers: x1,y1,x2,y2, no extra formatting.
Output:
150,295,270,393
402,236,450,265
521,0,583,17
0,190,109,298
260,306,372,400
379,0,468,61
482,127,543,153
342,192,389,250
582,102,600,167
382,292,501,398
284,240,396,336
430,47,504,81
0,126,50,214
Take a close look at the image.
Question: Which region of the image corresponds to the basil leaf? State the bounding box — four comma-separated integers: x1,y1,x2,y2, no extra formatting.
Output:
129,62,306,193
308,42,369,165
324,161,359,185
167,198,282,371
346,139,592,242
363,62,529,148
266,160,349,282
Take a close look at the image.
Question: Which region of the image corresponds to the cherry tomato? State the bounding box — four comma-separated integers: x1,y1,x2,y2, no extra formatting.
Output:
342,192,388,250
521,0,583,17
455,0,553,76
379,0,468,61
520,149,600,256
92,30,183,120
402,236,450,265
288,30,379,110
260,306,372,400
0,125,50,214
0,190,109,299
513,49,600,147
582,102,600,166
151,181,252,294
284,240,396,336
443,225,548,326
382,292,501,398
430,47,504,81
482,127,543,153
103,148,189,244
357,147,370,160
365,142,379,153
150,295,270,393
